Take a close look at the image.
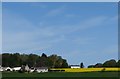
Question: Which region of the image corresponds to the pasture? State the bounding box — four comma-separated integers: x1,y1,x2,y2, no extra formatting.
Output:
2,68,120,79
2,71,119,77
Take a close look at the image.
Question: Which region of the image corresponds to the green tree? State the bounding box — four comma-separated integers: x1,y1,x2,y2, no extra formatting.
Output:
55,56,63,68
27,54,39,67
94,63,103,68
61,59,68,68
12,53,21,67
103,59,117,67
88,65,95,68
80,62,84,68
2,53,69,68
2,53,12,67
41,53,47,58
49,54,58,68
0,54,2,65
117,60,120,67
20,54,28,65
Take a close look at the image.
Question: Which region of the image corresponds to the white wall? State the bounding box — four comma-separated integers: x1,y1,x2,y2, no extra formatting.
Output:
71,66,80,68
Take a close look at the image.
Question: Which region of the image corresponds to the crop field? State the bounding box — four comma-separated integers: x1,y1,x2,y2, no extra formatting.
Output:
1,68,120,79
50,68,120,72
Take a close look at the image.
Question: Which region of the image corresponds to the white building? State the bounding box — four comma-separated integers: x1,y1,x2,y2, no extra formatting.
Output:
12,67,21,71
70,65,80,68
0,66,3,71
35,67,48,73
3,67,13,71
21,64,30,72
29,67,35,73
25,65,29,71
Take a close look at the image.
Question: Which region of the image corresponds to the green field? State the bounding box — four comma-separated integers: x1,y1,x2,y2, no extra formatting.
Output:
2,71,119,79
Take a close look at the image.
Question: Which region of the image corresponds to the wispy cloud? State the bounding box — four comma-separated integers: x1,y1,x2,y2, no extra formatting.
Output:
2,9,67,53
44,16,108,35
44,6,66,17
2,2,118,66
3,9,117,54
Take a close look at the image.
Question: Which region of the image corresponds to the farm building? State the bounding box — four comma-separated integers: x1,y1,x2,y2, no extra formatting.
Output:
3,67,13,71
29,67,35,73
35,67,48,73
70,65,80,68
12,67,21,71
25,65,29,71
21,64,30,72
0,65,3,71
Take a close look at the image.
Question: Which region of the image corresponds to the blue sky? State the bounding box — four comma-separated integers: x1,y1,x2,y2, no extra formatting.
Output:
2,2,118,67
2,0,120,2
0,2,2,53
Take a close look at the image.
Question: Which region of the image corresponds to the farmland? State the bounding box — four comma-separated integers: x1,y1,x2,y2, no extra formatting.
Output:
2,68,120,79
2,71,119,77
50,68,120,72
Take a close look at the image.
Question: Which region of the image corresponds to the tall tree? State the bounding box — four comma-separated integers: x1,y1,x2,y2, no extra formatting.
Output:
12,53,21,67
49,54,58,68
41,53,47,58
61,59,68,68
27,54,39,67
55,57,63,68
2,53,69,68
80,62,84,68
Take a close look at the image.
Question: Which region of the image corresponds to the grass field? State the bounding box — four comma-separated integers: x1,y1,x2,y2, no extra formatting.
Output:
2,71,119,77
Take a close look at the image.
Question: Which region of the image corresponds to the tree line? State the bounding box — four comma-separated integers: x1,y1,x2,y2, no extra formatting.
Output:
1,53,69,68
88,59,120,68
1,53,120,68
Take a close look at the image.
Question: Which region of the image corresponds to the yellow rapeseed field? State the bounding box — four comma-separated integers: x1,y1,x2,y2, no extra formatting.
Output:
50,68,120,72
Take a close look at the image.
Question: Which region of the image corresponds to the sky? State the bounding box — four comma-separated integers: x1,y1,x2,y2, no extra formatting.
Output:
0,2,2,53
2,2,118,67
1,0,120,2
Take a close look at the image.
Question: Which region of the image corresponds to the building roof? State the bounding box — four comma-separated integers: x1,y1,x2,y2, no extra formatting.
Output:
70,65,80,66
35,67,48,69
